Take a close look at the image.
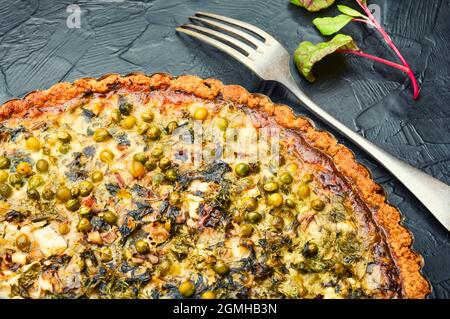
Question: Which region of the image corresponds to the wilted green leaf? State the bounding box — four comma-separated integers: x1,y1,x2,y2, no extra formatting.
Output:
290,0,335,12
337,5,366,18
313,14,353,35
294,34,359,82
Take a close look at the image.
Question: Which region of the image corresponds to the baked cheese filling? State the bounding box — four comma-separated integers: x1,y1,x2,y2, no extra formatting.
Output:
0,89,401,299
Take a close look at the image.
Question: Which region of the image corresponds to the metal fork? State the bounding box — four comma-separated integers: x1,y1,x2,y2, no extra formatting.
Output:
176,12,450,231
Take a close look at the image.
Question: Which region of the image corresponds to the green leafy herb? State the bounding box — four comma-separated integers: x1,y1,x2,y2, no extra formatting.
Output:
336,5,365,18
312,14,353,35
290,0,335,12
18,263,41,288
10,263,41,298
291,0,420,99
294,34,359,82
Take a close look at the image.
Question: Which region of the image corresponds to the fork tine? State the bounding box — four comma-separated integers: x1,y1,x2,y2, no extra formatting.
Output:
195,12,275,44
179,24,256,56
176,26,256,68
189,16,265,49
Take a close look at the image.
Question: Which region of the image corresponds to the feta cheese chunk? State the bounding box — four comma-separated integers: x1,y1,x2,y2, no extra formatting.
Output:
33,226,67,256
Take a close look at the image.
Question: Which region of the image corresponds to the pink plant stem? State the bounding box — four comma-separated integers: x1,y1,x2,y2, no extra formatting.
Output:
355,0,420,99
338,49,420,99
337,50,409,73
359,1,419,97
355,0,407,66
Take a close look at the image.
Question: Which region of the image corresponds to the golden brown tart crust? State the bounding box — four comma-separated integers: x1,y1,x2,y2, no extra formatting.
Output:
0,72,430,298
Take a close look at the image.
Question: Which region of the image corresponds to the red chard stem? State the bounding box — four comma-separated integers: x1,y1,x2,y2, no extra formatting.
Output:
354,0,420,99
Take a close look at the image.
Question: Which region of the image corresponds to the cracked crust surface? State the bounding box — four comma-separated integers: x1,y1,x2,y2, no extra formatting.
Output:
0,72,430,298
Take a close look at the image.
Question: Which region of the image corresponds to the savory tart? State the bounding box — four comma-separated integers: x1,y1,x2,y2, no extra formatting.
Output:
0,73,429,299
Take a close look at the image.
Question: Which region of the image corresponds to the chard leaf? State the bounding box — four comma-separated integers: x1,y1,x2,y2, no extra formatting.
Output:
294,34,359,82
337,5,366,18
313,14,353,35
290,0,335,12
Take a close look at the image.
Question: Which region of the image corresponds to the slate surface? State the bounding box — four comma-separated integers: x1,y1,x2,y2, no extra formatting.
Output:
0,0,449,298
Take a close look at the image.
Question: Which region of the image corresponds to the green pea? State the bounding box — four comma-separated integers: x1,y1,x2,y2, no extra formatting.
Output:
135,239,150,254
103,211,118,225
42,188,55,200
240,224,253,237
100,149,114,163
66,199,81,211
147,125,161,140
91,171,104,183
58,143,71,154
56,186,71,202
133,152,148,164
311,199,325,211
144,160,157,171
9,173,23,189
159,158,171,170
217,118,228,131
151,147,164,159
263,181,279,192
213,261,230,276
235,163,250,177
16,234,30,251
36,159,49,172
0,156,11,169
287,163,298,174
279,172,293,184
141,110,154,122
26,137,41,151
201,291,216,299
27,188,40,201
137,122,150,135
302,242,318,257
0,170,8,182
57,131,72,143
77,218,92,233
79,181,94,197
193,107,208,121
79,207,91,217
152,172,165,185
16,162,32,176
129,161,146,179
267,193,283,207
120,116,137,130
119,102,133,115
28,175,44,189
165,168,177,181
0,183,12,198
167,121,178,134
70,187,81,198
93,128,110,142
178,280,195,298
297,184,310,199
58,223,70,235
246,212,262,224
242,197,258,211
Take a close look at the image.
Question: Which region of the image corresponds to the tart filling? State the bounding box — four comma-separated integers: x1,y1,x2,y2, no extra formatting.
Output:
0,74,429,298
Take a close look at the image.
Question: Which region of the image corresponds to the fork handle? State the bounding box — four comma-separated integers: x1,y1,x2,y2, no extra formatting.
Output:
280,76,450,231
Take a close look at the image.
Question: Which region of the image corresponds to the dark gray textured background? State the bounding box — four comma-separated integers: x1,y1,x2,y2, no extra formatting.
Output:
0,0,449,298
